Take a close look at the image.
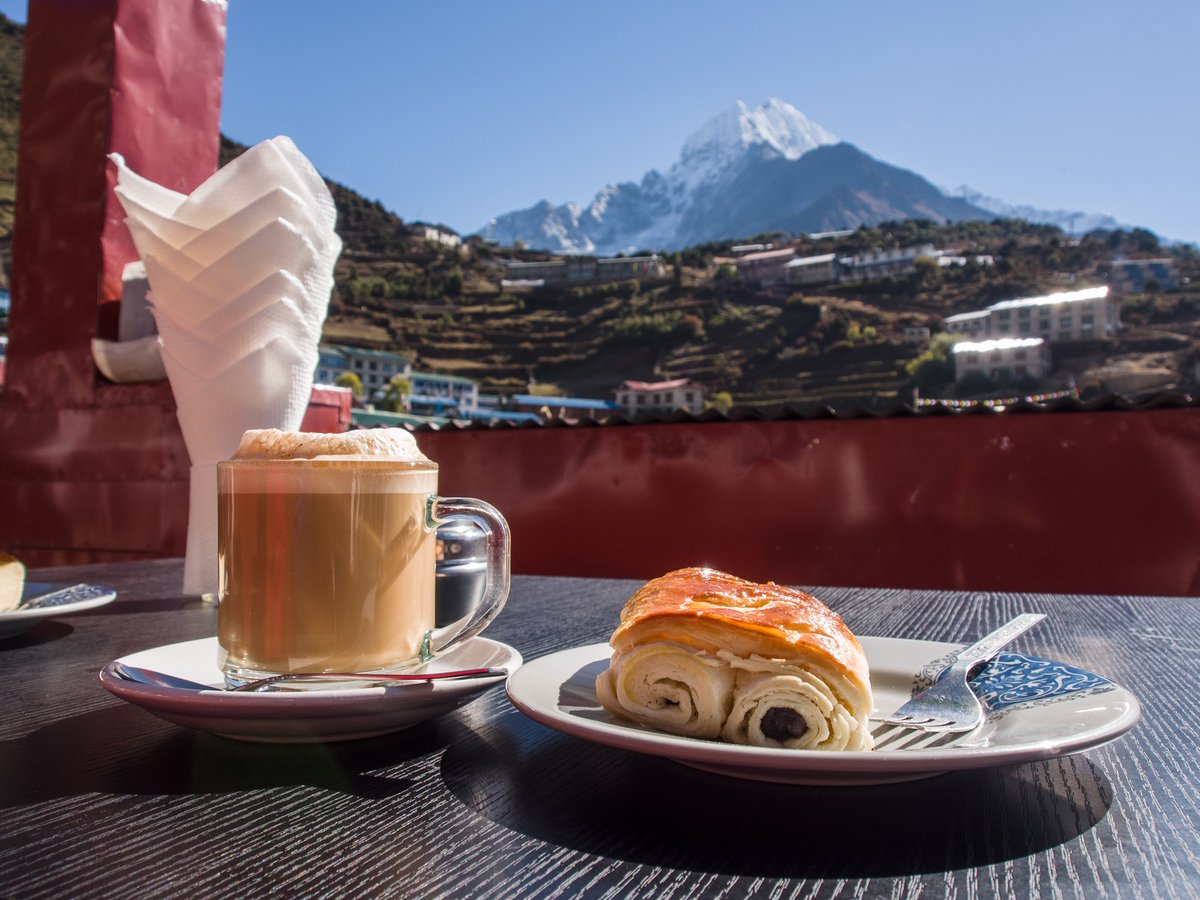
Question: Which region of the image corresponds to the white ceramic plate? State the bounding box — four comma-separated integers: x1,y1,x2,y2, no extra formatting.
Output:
0,583,118,640
101,635,522,743
505,637,1141,785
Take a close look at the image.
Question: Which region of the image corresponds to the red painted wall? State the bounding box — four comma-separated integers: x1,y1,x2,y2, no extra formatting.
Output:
416,408,1200,597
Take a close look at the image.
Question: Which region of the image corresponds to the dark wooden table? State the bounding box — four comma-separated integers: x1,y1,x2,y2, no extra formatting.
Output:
1,560,1195,898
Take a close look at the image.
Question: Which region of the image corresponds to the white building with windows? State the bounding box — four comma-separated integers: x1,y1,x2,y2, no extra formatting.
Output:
504,255,666,286
944,309,990,338
615,378,708,415
944,286,1118,344
411,223,462,249
316,345,412,398
952,337,1051,383
784,252,839,286
839,244,935,282
736,247,796,286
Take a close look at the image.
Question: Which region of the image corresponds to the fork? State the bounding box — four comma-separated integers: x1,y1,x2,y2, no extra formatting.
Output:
871,613,1047,734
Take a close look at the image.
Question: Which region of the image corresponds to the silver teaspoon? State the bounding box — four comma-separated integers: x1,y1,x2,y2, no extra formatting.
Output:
112,661,507,692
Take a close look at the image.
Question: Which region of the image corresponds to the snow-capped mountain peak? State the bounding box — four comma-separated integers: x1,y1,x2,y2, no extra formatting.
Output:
678,98,837,170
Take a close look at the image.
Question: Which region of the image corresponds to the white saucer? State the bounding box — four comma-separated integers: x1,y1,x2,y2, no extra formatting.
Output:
101,636,522,743
505,636,1140,786
0,583,118,640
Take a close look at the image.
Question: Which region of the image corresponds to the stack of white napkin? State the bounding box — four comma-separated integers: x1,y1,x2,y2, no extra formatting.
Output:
111,137,343,596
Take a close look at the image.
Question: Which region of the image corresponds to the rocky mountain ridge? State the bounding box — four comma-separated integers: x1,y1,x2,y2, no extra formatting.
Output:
478,99,992,255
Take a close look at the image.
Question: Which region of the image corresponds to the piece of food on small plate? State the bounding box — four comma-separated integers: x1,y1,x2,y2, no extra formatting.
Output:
595,567,874,751
0,551,26,612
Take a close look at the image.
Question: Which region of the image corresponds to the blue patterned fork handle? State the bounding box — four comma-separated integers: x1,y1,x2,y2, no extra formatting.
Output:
871,613,1048,733
20,584,109,609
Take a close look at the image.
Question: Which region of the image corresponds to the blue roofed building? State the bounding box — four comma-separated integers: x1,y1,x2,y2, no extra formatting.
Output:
408,371,479,416
1109,258,1179,293
510,394,623,422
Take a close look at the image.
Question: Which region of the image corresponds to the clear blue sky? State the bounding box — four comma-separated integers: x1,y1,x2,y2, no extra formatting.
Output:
1,1,1196,243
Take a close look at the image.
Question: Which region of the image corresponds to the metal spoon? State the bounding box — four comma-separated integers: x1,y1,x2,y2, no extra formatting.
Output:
112,661,508,692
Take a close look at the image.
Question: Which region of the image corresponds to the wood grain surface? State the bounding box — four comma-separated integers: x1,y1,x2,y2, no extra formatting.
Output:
0,561,1195,898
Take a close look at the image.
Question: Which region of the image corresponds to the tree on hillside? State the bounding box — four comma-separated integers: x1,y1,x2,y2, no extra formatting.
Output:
912,255,942,291
335,371,364,398
904,333,958,388
707,391,733,412
380,375,412,412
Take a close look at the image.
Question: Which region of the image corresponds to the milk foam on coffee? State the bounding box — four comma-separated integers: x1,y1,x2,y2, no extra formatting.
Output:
231,427,430,462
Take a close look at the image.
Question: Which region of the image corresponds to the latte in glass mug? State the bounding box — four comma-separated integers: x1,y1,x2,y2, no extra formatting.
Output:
217,428,509,686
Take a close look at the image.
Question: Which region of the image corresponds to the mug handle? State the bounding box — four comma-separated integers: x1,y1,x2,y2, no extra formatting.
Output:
425,496,511,658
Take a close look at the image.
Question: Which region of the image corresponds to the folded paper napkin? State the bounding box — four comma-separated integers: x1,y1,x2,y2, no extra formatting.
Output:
110,137,343,596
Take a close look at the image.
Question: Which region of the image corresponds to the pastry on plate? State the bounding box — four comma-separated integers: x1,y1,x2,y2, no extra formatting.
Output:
0,552,26,612
595,567,874,751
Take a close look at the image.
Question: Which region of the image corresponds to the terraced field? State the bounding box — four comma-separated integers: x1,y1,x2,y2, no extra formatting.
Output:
321,264,935,406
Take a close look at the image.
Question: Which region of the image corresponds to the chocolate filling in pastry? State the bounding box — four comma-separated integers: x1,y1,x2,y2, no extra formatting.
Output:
760,706,809,742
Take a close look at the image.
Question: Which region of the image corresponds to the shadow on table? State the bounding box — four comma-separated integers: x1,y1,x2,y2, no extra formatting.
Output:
439,707,1115,879
0,621,75,649
0,702,455,807
88,596,218,615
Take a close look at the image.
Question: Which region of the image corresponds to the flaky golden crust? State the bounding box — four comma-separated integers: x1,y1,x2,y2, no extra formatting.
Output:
609,567,870,696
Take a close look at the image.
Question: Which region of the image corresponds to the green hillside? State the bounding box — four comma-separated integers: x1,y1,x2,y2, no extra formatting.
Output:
319,223,1200,407
0,14,20,245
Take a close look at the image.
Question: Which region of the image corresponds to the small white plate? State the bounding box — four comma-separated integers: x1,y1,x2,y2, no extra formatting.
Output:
505,637,1141,786
101,635,521,743
0,583,118,640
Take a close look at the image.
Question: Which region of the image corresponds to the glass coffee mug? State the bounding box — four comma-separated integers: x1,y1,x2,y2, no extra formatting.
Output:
216,457,510,686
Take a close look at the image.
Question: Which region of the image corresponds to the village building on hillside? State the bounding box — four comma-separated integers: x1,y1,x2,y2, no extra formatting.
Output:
952,337,1051,383
743,243,969,290
943,309,990,338
410,223,462,249
938,253,996,268
509,394,622,422
1108,258,1179,293
784,252,839,287
839,244,936,282
316,344,412,397
615,378,708,415
408,371,479,416
596,256,667,281
730,243,776,256
502,255,666,286
735,247,796,286
944,286,1118,344
316,344,480,414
